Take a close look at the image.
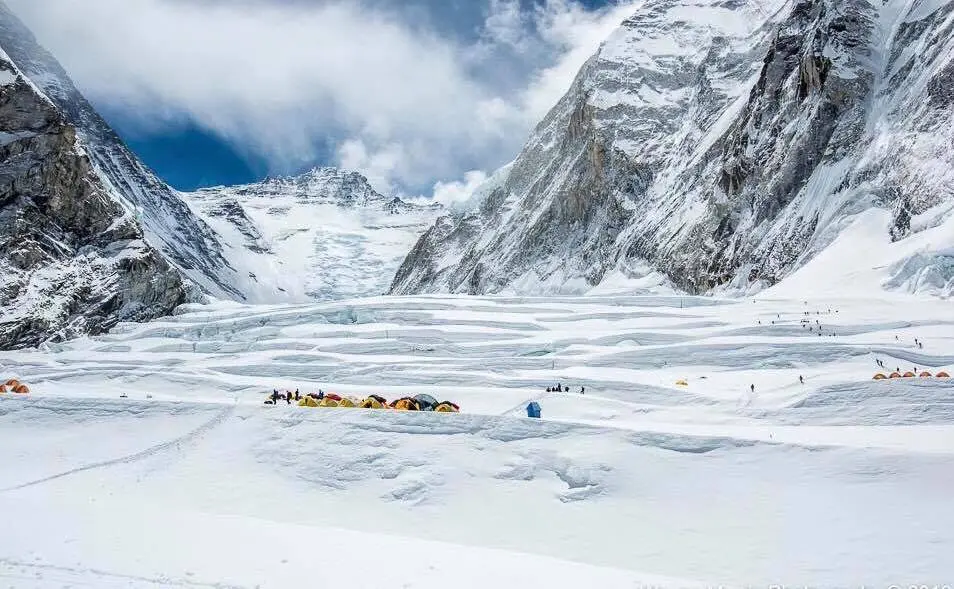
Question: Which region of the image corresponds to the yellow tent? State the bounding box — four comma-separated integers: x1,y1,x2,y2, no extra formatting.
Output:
299,396,319,408
675,379,688,387
319,397,340,408
903,371,916,378
872,373,887,380
338,397,358,408
360,396,388,409
434,402,460,413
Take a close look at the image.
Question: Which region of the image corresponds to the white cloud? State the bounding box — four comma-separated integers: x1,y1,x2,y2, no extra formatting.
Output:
432,170,490,207
6,0,640,198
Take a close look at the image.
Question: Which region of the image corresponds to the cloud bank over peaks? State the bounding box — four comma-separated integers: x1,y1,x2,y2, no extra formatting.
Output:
7,0,640,200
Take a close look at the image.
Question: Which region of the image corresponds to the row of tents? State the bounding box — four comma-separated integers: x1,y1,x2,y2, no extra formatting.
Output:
0,379,30,394
873,371,950,380
293,392,460,413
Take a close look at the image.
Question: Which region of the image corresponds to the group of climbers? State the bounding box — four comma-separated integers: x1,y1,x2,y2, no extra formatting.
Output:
0,378,30,395
545,383,584,394
266,389,460,413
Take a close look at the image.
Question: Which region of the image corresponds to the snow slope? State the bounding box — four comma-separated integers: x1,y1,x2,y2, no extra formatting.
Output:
184,168,442,303
2,293,953,586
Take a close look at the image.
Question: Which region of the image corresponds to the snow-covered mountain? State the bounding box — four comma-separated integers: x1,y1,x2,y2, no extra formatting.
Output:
391,0,954,297
0,2,242,302
185,168,442,302
0,2,442,347
0,5,204,348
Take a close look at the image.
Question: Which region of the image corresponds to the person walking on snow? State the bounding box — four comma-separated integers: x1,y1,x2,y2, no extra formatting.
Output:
750,384,755,394
799,375,804,385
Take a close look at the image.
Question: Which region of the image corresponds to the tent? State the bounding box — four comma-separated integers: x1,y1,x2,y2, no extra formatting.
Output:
889,372,902,379
414,394,439,411
338,397,358,408
319,397,340,408
360,396,388,409
872,373,887,380
937,371,951,378
675,379,688,386
435,401,460,413
5,379,19,388
12,384,29,394
391,397,420,411
903,372,916,378
0,384,6,393
920,371,933,378
526,402,541,419
299,396,319,408
325,393,343,402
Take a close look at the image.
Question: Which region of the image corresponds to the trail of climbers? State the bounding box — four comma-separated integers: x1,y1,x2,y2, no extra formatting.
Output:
1,404,235,493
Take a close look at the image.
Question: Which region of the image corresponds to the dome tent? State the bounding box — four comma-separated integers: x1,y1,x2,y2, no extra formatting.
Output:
434,401,460,413
360,395,389,409
414,394,439,411
391,397,420,411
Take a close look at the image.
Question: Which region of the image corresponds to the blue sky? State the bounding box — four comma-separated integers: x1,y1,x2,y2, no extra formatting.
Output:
10,0,636,199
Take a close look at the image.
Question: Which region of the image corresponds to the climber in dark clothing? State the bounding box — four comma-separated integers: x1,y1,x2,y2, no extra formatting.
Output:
294,389,301,401
271,389,280,404
580,387,585,395
799,375,804,385
285,393,292,404
750,384,755,393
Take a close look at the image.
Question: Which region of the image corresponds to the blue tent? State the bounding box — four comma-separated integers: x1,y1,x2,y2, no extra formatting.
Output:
526,402,541,419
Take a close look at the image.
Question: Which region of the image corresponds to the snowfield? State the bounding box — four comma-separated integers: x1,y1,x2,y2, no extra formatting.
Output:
2,294,953,587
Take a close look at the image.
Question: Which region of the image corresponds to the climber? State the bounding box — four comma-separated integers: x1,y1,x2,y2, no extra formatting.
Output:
294,389,301,401
750,384,755,394
580,387,585,395
799,375,804,385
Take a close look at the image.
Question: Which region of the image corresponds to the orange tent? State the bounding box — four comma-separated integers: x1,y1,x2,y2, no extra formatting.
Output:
889,372,902,379
5,379,20,387
872,373,887,380
919,371,933,378
903,372,916,378
12,384,29,394
0,384,7,393
937,371,950,378
391,397,420,411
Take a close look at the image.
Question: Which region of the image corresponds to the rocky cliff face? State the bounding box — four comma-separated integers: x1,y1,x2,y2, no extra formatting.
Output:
0,1,256,348
186,168,442,302
391,0,954,296
0,1,241,301
0,51,186,348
